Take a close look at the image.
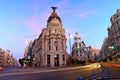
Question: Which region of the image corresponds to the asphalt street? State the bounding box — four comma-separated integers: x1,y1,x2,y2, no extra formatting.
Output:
1,63,120,80
0,64,101,80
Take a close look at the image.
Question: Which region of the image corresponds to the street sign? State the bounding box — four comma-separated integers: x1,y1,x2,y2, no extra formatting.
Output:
101,72,105,80
92,74,96,80
78,76,82,80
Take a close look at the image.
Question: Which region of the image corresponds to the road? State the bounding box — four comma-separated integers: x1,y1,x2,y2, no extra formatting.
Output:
1,63,120,80
0,63,101,80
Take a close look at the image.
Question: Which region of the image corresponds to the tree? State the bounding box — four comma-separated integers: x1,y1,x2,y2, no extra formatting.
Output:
19,59,23,66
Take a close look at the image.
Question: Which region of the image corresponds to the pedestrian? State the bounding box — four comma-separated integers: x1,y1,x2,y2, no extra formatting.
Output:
101,72,105,80
78,76,82,80
92,74,96,80
106,67,110,75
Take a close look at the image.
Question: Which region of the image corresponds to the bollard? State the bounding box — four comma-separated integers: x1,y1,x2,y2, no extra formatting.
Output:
106,68,110,75
101,72,105,80
77,76,82,80
92,74,96,80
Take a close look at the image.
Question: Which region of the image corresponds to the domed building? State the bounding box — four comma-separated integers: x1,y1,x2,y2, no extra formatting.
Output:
71,32,91,63
32,7,67,67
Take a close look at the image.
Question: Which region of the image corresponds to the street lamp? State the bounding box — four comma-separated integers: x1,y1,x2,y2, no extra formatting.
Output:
69,33,73,66
69,33,72,54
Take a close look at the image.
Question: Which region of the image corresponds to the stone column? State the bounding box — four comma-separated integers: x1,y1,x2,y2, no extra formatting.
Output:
58,39,60,51
44,55,47,67
59,54,63,67
51,38,53,51
50,54,54,67
50,38,52,51
45,39,48,52
63,54,66,66
63,39,66,51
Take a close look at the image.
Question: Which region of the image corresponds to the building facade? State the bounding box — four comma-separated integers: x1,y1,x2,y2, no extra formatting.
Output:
24,40,33,59
100,8,120,61
32,7,67,67
0,48,3,66
71,32,91,62
0,48,18,67
90,48,100,62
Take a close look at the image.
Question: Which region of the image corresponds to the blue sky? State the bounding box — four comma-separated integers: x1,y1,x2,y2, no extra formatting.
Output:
0,0,120,59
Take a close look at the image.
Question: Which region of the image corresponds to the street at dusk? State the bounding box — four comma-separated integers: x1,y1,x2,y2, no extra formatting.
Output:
1,0,120,80
0,63,102,80
1,63,120,80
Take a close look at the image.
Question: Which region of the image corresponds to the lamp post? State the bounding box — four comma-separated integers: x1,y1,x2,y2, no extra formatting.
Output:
69,33,72,54
69,33,72,66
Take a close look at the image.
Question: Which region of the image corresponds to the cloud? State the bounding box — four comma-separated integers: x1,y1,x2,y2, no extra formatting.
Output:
24,0,51,34
25,16,41,34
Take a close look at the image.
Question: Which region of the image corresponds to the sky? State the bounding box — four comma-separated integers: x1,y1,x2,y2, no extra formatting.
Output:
0,0,120,60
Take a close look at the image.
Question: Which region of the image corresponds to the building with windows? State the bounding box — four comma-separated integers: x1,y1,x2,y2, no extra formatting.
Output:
0,48,3,66
32,7,67,67
24,40,33,59
71,32,91,62
100,8,120,61
0,48,18,67
90,48,100,62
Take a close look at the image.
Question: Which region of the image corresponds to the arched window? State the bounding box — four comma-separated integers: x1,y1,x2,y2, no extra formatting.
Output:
55,30,56,33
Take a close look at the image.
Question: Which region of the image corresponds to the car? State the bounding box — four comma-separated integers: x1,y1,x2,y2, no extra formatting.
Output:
0,67,4,71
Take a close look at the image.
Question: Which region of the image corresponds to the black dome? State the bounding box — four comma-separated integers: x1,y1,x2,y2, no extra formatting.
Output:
47,7,62,23
47,15,62,23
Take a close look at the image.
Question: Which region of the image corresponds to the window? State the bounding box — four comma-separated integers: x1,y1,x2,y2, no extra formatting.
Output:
54,39,57,43
56,46,58,51
63,55,65,61
77,54,78,57
117,21,118,25
76,43,77,47
47,55,50,60
49,39,51,43
47,55,50,67
49,30,51,34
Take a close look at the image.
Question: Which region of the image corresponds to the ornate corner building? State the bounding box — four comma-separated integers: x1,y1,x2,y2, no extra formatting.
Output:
32,7,67,67
71,32,91,62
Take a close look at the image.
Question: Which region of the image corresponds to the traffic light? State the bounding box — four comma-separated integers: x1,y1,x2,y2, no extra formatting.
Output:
109,45,115,50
